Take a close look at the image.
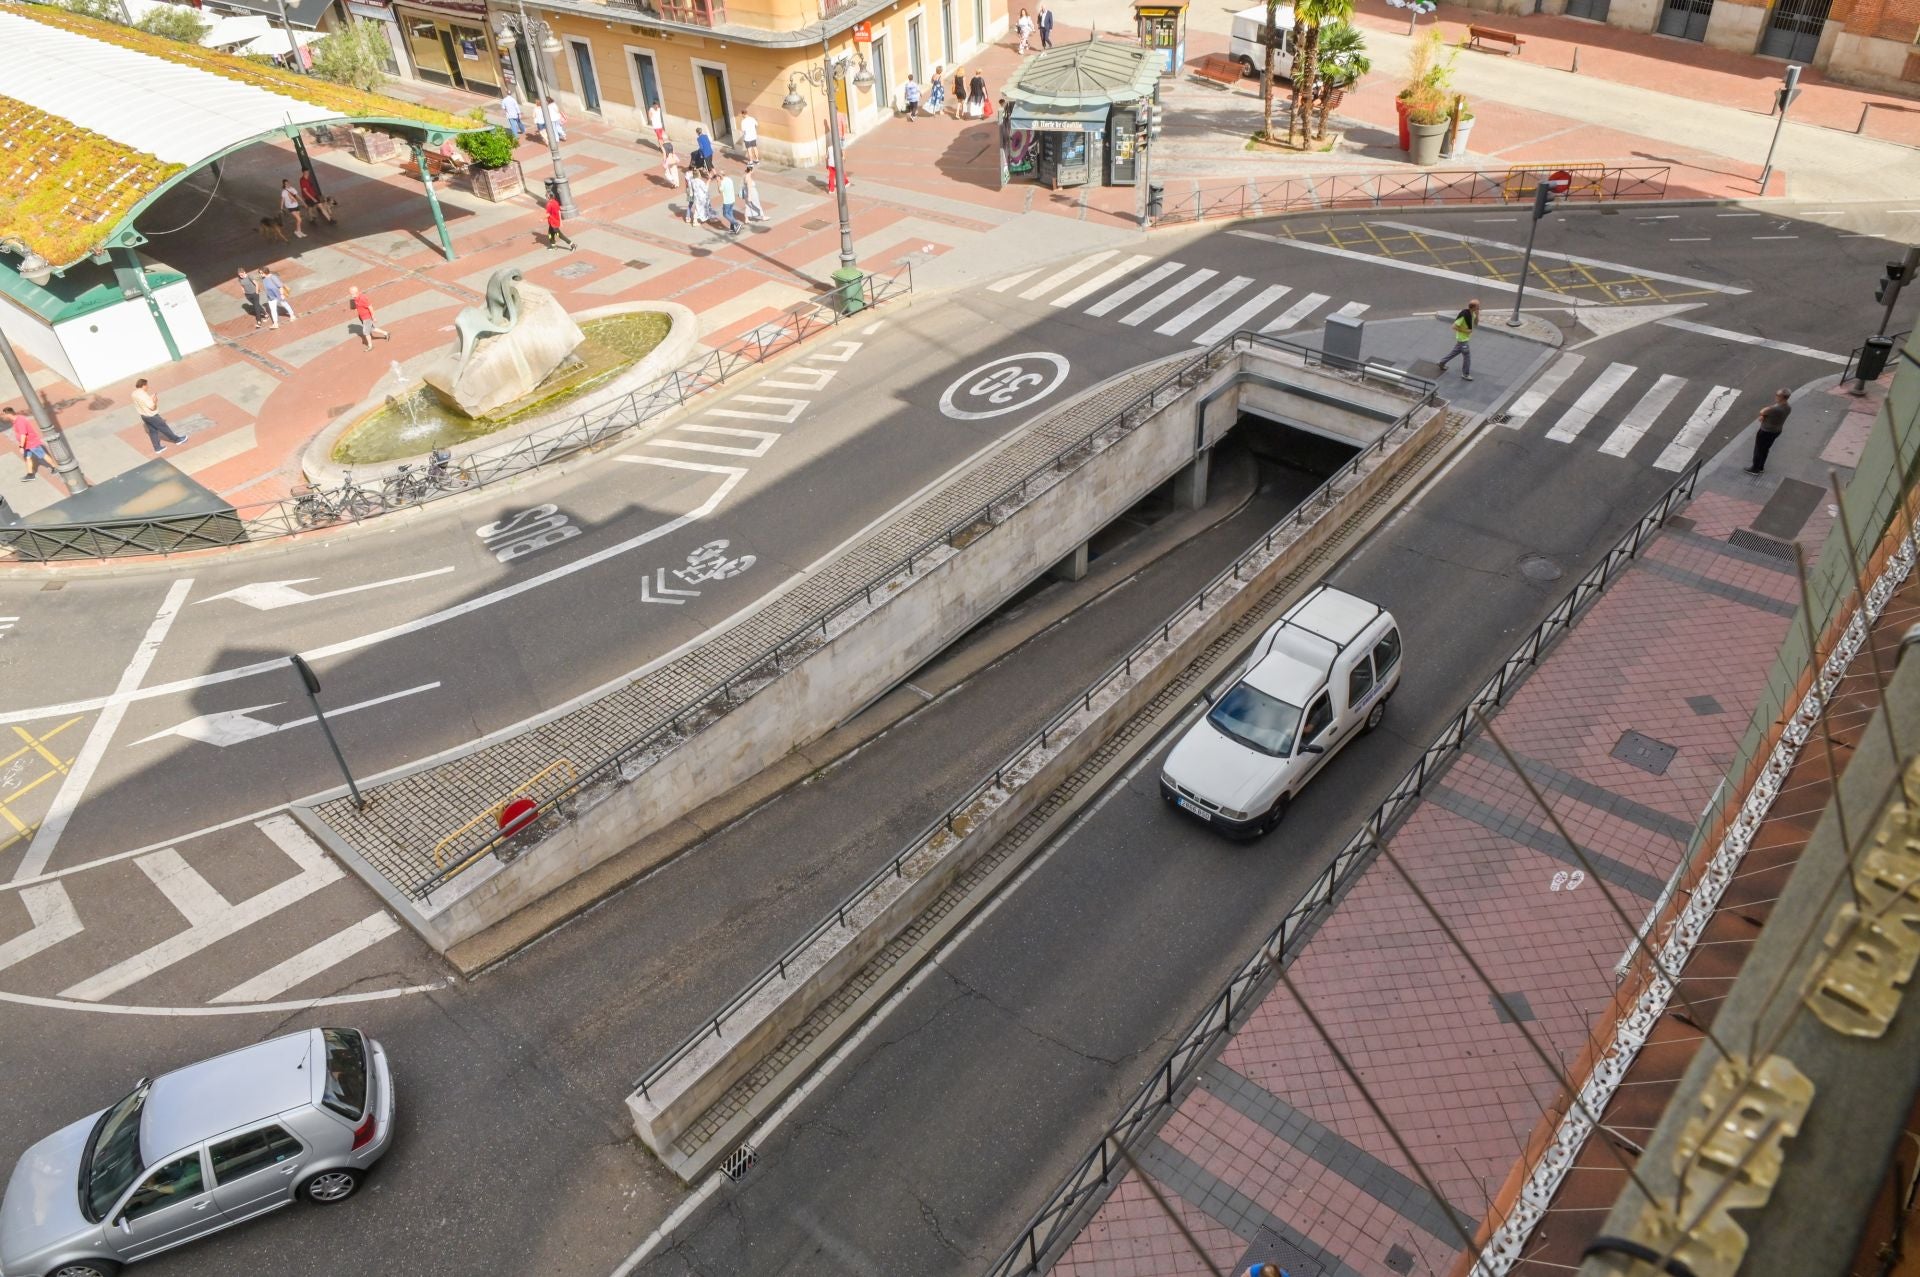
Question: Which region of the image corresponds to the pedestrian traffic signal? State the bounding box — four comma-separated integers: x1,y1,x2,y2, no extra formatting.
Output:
1530,181,1556,221
1877,260,1910,305
1141,102,1162,141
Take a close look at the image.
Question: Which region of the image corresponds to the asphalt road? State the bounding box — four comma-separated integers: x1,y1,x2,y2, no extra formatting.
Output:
0,203,1910,1277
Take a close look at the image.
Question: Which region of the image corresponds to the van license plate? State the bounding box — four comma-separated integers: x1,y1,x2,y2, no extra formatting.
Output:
1177,798,1211,820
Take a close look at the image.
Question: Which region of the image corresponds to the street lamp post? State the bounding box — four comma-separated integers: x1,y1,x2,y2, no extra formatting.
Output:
782,34,873,313
0,241,88,495
495,2,577,217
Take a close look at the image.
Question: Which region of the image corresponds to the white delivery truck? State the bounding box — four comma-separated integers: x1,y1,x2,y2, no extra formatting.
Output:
1228,3,1298,80
1160,584,1400,838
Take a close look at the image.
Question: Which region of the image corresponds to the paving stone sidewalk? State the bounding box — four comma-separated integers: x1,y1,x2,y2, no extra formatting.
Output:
1047,379,1877,1277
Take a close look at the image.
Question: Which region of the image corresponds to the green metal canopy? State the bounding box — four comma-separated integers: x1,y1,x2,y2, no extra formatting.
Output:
1004,37,1162,111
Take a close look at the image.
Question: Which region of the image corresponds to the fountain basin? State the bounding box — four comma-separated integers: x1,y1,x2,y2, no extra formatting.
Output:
302,300,699,486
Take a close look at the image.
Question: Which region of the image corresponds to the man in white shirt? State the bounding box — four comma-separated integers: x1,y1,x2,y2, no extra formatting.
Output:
647,102,666,148
130,379,188,453
501,92,524,140
738,111,759,163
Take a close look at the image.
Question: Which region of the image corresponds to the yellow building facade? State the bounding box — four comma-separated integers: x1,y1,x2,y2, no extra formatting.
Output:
488,0,1010,166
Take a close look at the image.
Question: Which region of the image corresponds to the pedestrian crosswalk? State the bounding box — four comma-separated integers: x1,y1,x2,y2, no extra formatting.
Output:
1503,352,1742,472
990,254,1368,343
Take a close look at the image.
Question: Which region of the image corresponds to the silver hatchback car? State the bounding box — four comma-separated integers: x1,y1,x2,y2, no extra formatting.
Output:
0,1027,394,1277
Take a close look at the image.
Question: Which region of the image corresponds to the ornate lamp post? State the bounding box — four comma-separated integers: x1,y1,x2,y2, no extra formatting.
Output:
494,2,577,217
782,35,873,313
0,240,88,495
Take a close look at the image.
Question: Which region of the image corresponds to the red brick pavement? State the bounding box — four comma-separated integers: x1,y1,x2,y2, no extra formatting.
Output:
1053,487,1825,1277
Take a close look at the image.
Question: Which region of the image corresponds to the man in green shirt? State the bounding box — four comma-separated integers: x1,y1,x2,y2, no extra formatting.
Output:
1436,298,1479,382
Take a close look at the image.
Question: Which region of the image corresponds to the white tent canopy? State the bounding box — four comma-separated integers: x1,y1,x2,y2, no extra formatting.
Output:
198,12,276,46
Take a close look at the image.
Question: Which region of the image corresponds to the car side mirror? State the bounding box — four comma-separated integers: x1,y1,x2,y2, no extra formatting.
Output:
116,1216,131,1233
1301,742,1325,755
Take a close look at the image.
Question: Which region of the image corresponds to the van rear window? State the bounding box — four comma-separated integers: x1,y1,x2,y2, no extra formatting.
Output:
321,1028,369,1121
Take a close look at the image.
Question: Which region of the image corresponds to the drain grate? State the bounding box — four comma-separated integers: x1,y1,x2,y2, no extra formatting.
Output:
1611,730,1677,776
1727,528,1796,562
1386,1244,1416,1275
623,258,651,270
721,1142,758,1181
802,218,831,231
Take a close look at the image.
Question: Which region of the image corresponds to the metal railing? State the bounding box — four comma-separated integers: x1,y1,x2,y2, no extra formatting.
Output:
629,338,1437,1101
983,459,1702,1277
0,268,911,564
1151,163,1673,228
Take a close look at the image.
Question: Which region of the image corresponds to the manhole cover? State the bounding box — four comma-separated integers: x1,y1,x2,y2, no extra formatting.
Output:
554,262,598,279
1686,695,1723,716
1611,730,1677,776
1519,554,1563,582
1386,1244,1416,1275
802,218,831,231
623,258,651,270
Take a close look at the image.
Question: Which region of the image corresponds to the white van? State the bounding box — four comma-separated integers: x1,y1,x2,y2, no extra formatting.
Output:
1160,584,1400,838
1228,3,1298,80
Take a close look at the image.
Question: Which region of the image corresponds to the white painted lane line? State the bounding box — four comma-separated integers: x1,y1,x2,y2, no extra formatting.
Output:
13,579,192,881
1050,253,1153,308
648,424,779,458
199,568,454,612
1597,373,1687,459
1017,250,1116,301
0,981,446,1017
1259,292,1331,334
1191,284,1292,345
1656,318,1849,365
137,849,228,926
1801,211,1843,216
1331,301,1370,320
1366,220,1751,295
1634,214,1679,220
1120,268,1217,326
60,816,343,1002
1717,212,1761,217
0,466,745,727
1670,237,1710,242
132,683,441,748
987,268,1038,293
1544,362,1638,443
1085,261,1183,317
210,912,401,1004
1475,217,1518,222
1753,235,1799,240
1230,229,1587,304
1155,275,1252,336
707,395,807,423
760,367,836,391
1654,385,1739,472
0,883,81,974
1501,353,1585,430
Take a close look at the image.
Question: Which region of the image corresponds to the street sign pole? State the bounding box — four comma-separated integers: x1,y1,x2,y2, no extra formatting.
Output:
1759,64,1801,193
289,655,366,810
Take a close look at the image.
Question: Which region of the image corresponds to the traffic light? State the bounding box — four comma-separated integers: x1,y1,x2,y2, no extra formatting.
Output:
1140,102,1162,142
1531,181,1556,221
1876,260,1909,305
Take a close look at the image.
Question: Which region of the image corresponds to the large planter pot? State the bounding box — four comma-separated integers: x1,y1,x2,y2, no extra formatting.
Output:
470,163,524,202
349,128,398,164
1408,118,1449,166
1395,95,1412,150
1444,117,1475,160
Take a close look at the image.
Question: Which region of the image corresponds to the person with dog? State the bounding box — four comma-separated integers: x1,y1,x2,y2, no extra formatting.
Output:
297,169,336,227
279,179,305,238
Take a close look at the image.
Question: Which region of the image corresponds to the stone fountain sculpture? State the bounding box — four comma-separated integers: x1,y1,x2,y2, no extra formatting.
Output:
422,267,587,419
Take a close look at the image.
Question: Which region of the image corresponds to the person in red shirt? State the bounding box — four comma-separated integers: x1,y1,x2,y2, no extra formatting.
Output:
545,194,576,251
6,408,50,482
297,168,337,225
348,286,390,351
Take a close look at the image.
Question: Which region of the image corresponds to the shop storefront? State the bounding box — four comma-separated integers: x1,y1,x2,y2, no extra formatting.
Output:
395,0,503,95
998,38,1159,191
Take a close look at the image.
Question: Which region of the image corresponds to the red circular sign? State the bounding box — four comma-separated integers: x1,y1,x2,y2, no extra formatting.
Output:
1547,169,1573,196
498,797,538,835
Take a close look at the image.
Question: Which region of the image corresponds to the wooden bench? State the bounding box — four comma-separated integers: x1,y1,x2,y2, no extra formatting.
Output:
1467,24,1525,54
1189,53,1246,87
418,149,470,180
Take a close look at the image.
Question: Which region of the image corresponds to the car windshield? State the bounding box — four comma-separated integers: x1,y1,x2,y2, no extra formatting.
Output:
1207,682,1302,757
82,1084,147,1221
321,1029,368,1121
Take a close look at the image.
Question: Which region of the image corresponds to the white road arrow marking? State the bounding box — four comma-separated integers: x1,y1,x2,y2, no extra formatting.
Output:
0,883,82,974
639,569,700,605
198,566,456,612
132,683,440,747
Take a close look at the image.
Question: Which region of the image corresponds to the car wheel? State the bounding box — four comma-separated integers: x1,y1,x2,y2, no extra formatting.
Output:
51,1262,120,1277
1238,55,1257,77
302,1168,362,1204
1364,700,1387,733
1256,795,1291,837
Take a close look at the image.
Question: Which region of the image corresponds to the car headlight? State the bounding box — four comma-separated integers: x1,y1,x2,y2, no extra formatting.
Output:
1220,806,1250,821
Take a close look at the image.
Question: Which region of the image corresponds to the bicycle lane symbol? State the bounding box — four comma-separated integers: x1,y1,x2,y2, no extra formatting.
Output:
938,352,1071,421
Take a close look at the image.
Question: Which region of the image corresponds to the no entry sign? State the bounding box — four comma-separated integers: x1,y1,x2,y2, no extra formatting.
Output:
1547,169,1573,196
498,796,538,835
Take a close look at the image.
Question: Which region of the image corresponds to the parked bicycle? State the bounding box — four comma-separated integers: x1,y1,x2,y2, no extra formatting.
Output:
383,449,470,506
290,473,384,528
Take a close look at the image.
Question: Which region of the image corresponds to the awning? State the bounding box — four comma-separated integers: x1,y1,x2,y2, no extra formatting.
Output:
1007,103,1112,132
203,0,334,28
199,13,276,46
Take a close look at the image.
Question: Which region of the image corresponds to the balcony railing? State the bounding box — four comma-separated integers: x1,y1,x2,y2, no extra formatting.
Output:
623,0,725,27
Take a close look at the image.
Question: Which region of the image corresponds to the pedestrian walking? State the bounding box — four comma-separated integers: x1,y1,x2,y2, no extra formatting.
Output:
279,179,305,238
544,97,567,142
902,75,921,120
824,143,843,192
1435,298,1478,381
685,167,710,225
718,171,740,233
502,91,524,140
1244,1265,1287,1277
130,378,188,453
348,285,391,350
739,111,760,163
236,267,263,328
966,70,988,118
742,166,765,221
1016,7,1034,52
694,126,715,171
663,138,683,187
1746,388,1792,475
261,268,295,327
951,68,967,117
8,408,50,482
1037,2,1055,47
545,193,577,250
297,169,336,226
928,66,946,115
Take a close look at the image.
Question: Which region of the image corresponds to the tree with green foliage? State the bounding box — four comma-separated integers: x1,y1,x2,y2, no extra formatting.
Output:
1311,21,1370,138
134,4,210,43
1287,0,1354,147
456,127,517,170
53,0,126,21
311,18,394,92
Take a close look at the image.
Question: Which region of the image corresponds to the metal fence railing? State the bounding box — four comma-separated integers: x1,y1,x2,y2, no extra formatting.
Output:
982,459,1702,1277
1151,163,1673,228
628,342,1438,1102
0,267,913,564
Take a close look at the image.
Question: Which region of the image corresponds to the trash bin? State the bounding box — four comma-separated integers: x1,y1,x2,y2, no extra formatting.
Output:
1147,181,1164,221
1858,335,1894,382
